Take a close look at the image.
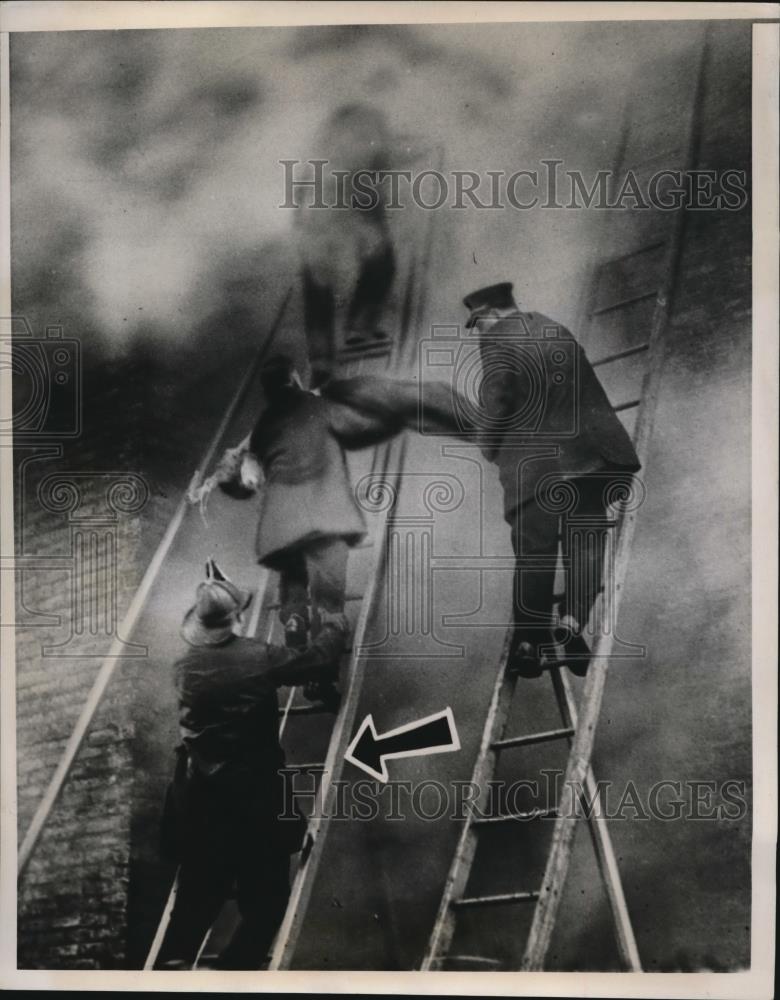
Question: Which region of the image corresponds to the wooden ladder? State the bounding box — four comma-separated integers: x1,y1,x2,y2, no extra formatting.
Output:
421,30,708,973
420,634,641,971
144,147,444,969
141,339,407,971
268,147,444,971
267,428,405,971
143,422,401,970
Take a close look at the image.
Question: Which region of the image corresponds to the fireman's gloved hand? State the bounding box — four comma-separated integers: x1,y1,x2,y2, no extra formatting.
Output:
283,612,310,650
303,680,341,713
302,611,349,712
315,610,350,638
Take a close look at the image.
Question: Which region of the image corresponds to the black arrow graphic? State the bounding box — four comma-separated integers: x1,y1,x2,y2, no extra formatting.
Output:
345,707,460,782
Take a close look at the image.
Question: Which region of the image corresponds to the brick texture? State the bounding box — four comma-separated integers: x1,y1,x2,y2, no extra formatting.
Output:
14,340,244,968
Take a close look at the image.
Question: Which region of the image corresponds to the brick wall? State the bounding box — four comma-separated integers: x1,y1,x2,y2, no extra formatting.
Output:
14,342,234,968
15,381,144,968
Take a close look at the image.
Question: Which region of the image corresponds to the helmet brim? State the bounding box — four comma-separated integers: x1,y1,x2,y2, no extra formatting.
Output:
180,606,237,647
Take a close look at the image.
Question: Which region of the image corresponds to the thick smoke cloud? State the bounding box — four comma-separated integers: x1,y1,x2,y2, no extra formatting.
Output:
11,21,701,352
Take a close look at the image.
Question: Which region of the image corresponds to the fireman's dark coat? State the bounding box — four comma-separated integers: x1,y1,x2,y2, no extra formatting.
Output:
161,623,347,861
478,311,641,518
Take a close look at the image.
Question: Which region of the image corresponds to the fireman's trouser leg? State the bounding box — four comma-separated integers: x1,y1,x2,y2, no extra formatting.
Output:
276,537,349,632
510,476,610,658
304,537,349,621
276,550,309,626
156,861,231,967
510,503,559,660
219,850,291,970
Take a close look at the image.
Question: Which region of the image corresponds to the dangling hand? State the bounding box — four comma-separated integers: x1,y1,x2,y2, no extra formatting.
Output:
186,470,204,505
186,469,218,521
239,452,264,491
186,442,262,521
213,444,246,485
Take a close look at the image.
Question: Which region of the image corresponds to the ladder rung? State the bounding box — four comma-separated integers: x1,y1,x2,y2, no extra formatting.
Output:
267,593,363,611
491,727,574,751
453,891,539,909
473,807,558,826
279,704,331,716
554,582,605,593
592,343,649,368
590,289,657,317
614,399,641,413
337,343,393,361
553,586,604,602
437,955,503,969
194,953,222,969
599,240,665,265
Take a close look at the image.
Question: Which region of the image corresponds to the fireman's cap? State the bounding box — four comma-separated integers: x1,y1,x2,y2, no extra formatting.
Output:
463,282,518,327
180,558,253,646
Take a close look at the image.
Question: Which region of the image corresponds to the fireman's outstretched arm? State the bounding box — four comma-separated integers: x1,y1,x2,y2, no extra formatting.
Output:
264,613,351,688
323,375,480,445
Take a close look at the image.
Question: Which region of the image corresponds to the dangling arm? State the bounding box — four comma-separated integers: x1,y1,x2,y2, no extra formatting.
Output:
186,433,264,512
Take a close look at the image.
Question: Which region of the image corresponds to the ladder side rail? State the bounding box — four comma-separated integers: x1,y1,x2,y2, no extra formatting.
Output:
276,677,299,740
267,428,391,966
188,357,378,969
521,255,686,968
521,29,709,971
573,99,634,344
18,287,293,881
550,668,642,971
269,434,406,969
398,143,446,374
580,766,642,971
420,630,517,969
142,871,180,971
422,111,630,967
146,284,407,968
271,155,443,968
520,482,647,968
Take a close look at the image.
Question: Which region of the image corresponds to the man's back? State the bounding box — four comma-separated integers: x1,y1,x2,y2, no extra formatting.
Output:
483,310,640,515
251,387,336,485
175,636,284,777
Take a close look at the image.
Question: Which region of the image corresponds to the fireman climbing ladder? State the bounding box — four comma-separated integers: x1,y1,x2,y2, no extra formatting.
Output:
421,29,708,972
141,147,444,969
263,145,445,973
19,24,707,961
17,288,297,883
143,356,405,970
